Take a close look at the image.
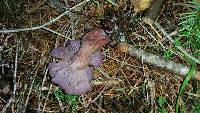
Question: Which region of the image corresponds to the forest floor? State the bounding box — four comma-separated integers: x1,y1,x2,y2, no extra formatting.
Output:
0,0,200,112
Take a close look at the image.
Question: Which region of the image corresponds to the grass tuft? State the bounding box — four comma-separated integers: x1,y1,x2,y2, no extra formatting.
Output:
178,1,200,59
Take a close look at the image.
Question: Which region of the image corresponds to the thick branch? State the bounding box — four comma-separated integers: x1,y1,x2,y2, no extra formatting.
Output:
116,43,200,80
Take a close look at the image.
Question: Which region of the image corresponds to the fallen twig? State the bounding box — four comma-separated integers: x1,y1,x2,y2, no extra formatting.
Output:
0,0,90,33
42,27,71,39
116,42,200,80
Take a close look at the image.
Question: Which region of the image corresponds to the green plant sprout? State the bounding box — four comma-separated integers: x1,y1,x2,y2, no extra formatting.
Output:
156,96,167,113
54,88,78,112
192,100,200,113
163,50,173,59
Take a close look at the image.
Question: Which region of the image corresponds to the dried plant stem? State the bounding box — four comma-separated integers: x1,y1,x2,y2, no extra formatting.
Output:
2,38,19,112
42,27,71,39
12,38,19,112
138,21,166,50
42,84,53,113
37,67,48,110
0,0,90,33
116,43,200,80
22,61,40,113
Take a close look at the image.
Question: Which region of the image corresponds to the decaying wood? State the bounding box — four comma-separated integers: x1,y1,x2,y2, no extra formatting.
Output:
116,43,200,80
146,0,165,20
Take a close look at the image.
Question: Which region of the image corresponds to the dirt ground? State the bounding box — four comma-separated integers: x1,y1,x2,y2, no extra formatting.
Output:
0,0,200,112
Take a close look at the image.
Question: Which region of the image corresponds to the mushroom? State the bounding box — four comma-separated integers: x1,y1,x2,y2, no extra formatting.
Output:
48,29,109,95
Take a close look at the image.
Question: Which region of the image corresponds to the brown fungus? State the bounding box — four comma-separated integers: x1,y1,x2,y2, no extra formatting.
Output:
48,29,109,95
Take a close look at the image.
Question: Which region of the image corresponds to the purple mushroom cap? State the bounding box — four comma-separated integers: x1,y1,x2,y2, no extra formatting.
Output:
90,50,103,67
48,29,109,95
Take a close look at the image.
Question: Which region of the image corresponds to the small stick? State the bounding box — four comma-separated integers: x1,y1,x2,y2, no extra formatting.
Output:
42,27,71,39
12,38,19,112
116,42,200,80
0,0,90,33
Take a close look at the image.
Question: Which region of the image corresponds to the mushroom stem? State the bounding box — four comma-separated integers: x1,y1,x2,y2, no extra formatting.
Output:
71,29,109,69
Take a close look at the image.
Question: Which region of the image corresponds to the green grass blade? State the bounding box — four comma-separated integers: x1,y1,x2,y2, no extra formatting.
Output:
175,62,196,113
